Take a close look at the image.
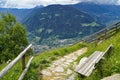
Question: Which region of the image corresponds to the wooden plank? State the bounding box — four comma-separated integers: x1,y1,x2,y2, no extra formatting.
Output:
95,52,104,63
84,52,103,76
84,44,113,76
78,52,103,76
22,55,25,70
75,51,100,72
18,56,34,80
75,57,88,72
76,51,100,73
76,44,113,77
103,44,113,55
0,44,32,78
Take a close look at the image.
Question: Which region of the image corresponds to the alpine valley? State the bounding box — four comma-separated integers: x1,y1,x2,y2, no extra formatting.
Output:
1,2,120,53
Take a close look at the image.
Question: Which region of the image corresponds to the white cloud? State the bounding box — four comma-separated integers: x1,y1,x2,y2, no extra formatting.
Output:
1,0,120,8
0,0,7,6
117,0,120,5
4,0,34,8
3,0,80,8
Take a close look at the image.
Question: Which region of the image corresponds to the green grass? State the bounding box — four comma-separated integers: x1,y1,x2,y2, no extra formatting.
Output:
75,30,120,80
0,56,32,80
24,42,86,80
1,28,120,80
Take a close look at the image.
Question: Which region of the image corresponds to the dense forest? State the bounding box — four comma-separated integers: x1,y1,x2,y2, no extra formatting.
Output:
0,13,28,64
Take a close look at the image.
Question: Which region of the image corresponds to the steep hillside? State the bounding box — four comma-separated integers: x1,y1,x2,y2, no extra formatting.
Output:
75,28,120,79
24,24,120,80
72,2,120,25
1,15,120,79
23,5,104,46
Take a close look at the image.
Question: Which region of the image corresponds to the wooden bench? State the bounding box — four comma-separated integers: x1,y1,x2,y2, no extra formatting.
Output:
75,44,113,77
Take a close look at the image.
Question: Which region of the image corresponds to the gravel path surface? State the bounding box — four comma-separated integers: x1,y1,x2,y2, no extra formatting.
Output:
41,47,87,80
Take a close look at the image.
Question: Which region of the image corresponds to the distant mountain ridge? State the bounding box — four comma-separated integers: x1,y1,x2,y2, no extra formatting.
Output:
0,5,43,22
1,2,120,24
72,2,120,25
0,8,33,22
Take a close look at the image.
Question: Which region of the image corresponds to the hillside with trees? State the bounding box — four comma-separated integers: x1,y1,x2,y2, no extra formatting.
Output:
23,5,104,48
0,13,28,64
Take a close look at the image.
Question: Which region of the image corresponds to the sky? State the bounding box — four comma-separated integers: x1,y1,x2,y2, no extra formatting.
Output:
0,0,120,8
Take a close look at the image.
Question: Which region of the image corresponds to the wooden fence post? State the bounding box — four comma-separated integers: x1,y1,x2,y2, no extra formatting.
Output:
0,44,32,78
22,55,25,70
18,56,34,80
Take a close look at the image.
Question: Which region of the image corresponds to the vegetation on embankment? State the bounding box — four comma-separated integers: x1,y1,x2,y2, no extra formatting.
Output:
75,30,120,80
0,56,32,80
1,12,120,80
24,42,87,80
0,13,29,64
24,25,120,80
0,13,32,80
0,13,86,80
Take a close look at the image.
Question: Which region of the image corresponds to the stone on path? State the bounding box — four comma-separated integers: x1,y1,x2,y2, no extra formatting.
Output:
101,74,120,80
41,70,51,76
67,69,72,74
66,74,75,80
54,66,64,72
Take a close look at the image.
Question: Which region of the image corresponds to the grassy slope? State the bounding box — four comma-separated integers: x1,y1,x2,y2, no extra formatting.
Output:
75,30,120,80
0,42,86,80
1,30,120,80
24,43,86,80
0,56,32,80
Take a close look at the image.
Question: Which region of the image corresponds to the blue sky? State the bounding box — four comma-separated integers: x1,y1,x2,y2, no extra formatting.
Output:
0,0,120,8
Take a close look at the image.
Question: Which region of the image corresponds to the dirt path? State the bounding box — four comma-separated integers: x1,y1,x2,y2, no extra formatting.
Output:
41,47,87,80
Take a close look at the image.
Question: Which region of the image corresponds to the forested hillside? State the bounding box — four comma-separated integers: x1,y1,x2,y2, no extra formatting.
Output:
23,5,104,47
73,2,120,25
1,3,120,53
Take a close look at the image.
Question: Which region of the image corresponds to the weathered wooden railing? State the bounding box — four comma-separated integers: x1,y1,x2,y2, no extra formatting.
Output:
82,22,120,43
0,44,33,80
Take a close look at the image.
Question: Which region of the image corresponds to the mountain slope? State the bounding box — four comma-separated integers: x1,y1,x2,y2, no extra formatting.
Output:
24,23,120,80
23,5,104,45
72,2,120,25
0,8,33,22
75,26,120,80
0,6,43,22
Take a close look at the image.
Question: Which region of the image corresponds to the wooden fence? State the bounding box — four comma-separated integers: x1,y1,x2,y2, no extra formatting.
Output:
82,22,120,43
0,44,33,80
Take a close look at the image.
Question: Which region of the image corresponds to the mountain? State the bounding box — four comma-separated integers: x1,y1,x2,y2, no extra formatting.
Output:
0,8,33,22
0,5,43,22
23,5,104,46
72,2,120,25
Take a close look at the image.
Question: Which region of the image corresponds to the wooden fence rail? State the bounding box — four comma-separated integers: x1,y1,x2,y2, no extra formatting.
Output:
0,44,33,79
18,56,34,80
82,22,120,42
